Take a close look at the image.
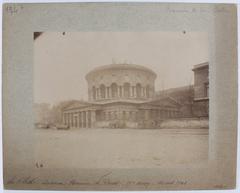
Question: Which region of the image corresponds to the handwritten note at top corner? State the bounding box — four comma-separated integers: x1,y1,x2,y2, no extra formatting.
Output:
166,6,230,14
5,4,24,16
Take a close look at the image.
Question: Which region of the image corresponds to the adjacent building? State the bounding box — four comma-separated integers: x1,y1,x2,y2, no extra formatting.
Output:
192,62,209,117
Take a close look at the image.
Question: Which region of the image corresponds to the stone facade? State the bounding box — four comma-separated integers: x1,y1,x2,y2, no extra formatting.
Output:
155,85,194,118
192,62,209,117
85,64,156,101
62,62,209,128
63,98,181,129
154,63,209,118
63,63,181,129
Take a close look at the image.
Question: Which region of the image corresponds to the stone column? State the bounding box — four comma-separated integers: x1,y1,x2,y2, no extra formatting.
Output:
94,89,97,100
66,113,69,126
76,113,79,128
88,89,91,101
71,113,74,127
62,113,65,124
72,113,74,127
79,112,81,128
92,89,94,101
119,86,122,98
143,87,146,98
72,114,75,128
95,88,98,100
75,114,78,128
118,86,121,98
74,114,77,128
130,86,133,98
106,87,108,98
82,111,85,128
68,113,71,127
69,113,72,128
72,113,75,127
97,88,100,100
81,112,84,128
68,113,70,127
85,111,89,128
109,87,112,99
87,111,91,128
64,113,66,125
64,113,66,126
91,110,96,128
65,114,68,125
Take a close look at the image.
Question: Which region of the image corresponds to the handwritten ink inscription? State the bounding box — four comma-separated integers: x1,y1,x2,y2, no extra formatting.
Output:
5,5,23,15
6,172,188,187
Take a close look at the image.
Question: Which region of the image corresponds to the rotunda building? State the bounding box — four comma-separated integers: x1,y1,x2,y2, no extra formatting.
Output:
62,63,181,129
85,64,157,102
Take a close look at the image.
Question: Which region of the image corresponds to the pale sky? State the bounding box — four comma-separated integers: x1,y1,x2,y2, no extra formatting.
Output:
34,31,208,105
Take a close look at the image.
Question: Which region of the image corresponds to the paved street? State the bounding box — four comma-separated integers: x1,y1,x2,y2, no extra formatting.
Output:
34,128,208,169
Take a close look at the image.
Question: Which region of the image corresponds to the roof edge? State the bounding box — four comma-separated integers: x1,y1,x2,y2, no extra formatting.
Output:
86,63,157,81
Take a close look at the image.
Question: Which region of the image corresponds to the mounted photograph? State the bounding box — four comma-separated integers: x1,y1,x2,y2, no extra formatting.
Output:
33,31,209,169
3,3,237,191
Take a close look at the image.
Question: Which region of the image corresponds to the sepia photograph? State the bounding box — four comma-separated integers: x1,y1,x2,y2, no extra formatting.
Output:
33,31,209,169
2,3,237,191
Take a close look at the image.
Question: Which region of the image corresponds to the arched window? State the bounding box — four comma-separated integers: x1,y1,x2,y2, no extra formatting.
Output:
100,84,106,99
123,82,130,98
92,86,96,100
146,85,150,98
136,83,142,98
111,83,118,98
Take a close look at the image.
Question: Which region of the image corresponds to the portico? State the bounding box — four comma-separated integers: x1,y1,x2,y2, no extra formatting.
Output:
63,109,96,128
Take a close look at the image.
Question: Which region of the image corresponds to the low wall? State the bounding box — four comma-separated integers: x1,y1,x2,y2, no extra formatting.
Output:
160,118,209,129
95,121,138,129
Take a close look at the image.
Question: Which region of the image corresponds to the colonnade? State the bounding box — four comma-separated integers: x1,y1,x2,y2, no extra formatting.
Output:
63,110,96,128
91,83,154,101
63,108,179,128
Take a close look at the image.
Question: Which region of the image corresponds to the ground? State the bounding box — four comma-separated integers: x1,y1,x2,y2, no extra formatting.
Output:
34,128,209,169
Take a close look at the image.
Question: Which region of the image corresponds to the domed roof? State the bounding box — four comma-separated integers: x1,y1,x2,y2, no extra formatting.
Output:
86,63,157,80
